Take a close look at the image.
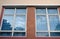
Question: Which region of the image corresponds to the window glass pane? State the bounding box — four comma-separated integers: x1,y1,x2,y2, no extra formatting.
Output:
36,32,49,36
36,15,48,31
1,16,13,30
48,8,58,14
16,9,26,14
14,15,26,31
36,8,46,14
13,32,25,36
50,32,60,36
49,16,59,31
0,32,12,36
4,8,15,14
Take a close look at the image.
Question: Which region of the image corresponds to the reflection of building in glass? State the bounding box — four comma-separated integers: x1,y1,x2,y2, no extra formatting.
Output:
55,23,60,30
1,19,12,30
0,8,26,36
14,27,25,30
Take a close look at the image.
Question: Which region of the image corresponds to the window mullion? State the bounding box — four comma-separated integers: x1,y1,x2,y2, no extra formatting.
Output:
57,8,60,22
24,8,27,37
46,8,50,37
12,8,16,36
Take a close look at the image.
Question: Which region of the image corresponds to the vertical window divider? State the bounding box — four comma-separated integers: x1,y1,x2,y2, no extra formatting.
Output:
57,8,60,22
24,8,27,37
12,8,16,36
25,8,27,32
46,8,50,37
35,8,37,37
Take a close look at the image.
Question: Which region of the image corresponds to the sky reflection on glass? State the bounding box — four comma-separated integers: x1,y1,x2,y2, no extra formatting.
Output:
36,9,46,14
36,15,48,31
1,16,13,30
4,9,15,14
14,15,26,31
49,16,59,31
16,9,26,14
48,8,58,14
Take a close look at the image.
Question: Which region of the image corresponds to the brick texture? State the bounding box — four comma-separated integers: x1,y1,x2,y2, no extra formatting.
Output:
0,7,4,25
27,7,36,39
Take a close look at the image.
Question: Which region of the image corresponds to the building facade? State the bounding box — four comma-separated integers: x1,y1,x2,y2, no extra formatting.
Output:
0,0,60,39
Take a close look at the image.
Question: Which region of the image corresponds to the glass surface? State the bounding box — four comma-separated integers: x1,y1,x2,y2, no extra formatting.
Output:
50,32,60,36
49,16,59,31
36,15,48,31
36,8,46,14
1,16,13,30
0,32,12,36
4,8,15,14
13,32,25,36
36,32,49,36
48,8,58,14
16,9,26,14
14,15,26,31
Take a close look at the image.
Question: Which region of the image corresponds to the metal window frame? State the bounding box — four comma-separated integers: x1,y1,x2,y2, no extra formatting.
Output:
0,7,27,37
35,7,60,37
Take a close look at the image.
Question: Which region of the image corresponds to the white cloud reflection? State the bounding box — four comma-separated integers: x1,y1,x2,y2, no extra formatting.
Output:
14,16,26,29
36,15,48,31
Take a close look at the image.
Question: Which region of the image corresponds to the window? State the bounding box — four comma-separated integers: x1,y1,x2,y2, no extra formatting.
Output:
36,8,60,37
0,7,27,36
